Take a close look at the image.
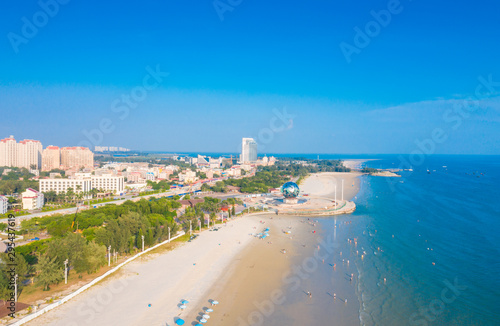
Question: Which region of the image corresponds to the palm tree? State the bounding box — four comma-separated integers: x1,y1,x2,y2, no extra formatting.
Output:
66,187,75,203
75,185,83,204
76,192,83,204
56,192,65,204
90,188,98,199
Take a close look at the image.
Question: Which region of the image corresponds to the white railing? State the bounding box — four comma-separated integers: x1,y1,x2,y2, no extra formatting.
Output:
9,231,186,326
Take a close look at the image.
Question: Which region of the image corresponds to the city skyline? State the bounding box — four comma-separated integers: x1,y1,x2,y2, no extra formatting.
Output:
1,0,499,154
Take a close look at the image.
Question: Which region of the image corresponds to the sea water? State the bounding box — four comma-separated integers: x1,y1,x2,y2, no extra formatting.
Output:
351,155,500,325
262,155,499,325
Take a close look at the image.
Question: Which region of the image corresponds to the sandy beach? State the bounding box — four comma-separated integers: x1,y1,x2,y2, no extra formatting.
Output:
189,171,363,326
300,172,362,201
25,172,362,326
26,216,264,326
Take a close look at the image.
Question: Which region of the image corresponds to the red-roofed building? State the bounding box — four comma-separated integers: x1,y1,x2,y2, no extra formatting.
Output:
0,135,42,169
61,147,94,170
42,145,61,171
22,188,44,210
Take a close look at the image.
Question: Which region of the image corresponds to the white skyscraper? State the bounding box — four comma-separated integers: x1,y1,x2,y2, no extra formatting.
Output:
241,138,257,163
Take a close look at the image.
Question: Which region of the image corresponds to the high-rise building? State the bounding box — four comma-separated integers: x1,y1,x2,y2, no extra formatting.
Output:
0,136,17,167
61,147,94,170
0,136,42,169
42,146,61,171
17,139,43,169
241,138,257,163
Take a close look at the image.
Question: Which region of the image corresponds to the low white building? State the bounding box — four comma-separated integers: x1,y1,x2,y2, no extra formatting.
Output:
0,195,8,214
91,174,125,194
179,170,197,183
227,167,242,177
22,188,44,210
39,178,92,199
145,172,155,182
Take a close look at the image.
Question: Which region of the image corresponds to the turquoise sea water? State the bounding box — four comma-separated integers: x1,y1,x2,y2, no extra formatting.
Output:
260,155,499,326
352,155,500,325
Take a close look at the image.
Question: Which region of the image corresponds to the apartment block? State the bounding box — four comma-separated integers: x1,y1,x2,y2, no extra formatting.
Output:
0,135,42,169
61,147,94,170
42,146,61,171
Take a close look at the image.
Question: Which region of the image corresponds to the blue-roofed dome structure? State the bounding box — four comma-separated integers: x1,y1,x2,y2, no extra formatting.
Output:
281,182,300,198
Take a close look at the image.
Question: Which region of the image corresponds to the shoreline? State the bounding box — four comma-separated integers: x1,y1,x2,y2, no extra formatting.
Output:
192,172,364,325
24,171,364,326
183,214,316,325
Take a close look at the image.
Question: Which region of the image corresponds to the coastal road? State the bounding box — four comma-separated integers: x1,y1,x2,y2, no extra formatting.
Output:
0,184,204,224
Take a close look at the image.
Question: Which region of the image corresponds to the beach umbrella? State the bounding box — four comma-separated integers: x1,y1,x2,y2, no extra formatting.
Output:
179,304,187,309
212,300,219,305
205,308,213,313
202,314,210,319
181,300,189,304
175,319,185,325
199,319,208,323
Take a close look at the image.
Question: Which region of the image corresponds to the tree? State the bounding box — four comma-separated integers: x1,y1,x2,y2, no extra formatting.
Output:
37,254,64,290
63,233,89,274
56,192,65,203
232,205,236,216
201,183,211,192
83,242,107,273
76,192,83,204
43,191,57,203
90,188,98,198
196,171,207,179
66,187,75,203
0,253,31,300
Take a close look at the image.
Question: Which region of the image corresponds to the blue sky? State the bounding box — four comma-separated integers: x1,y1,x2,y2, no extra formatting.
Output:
0,0,499,154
